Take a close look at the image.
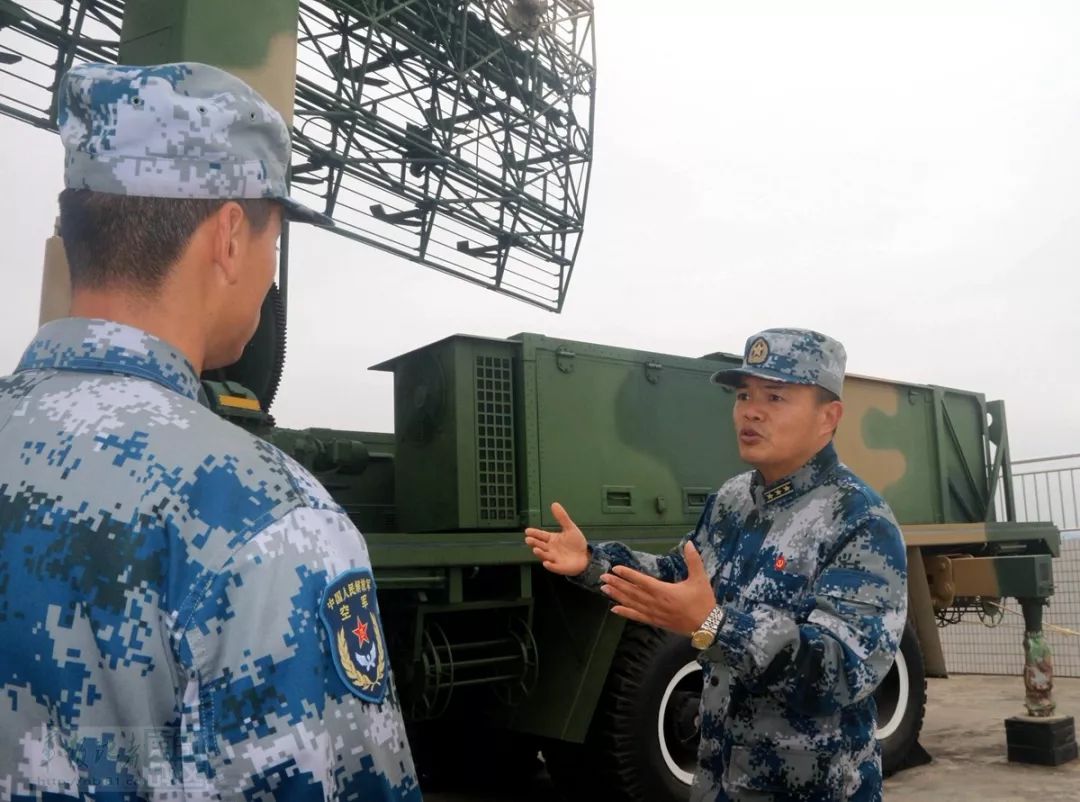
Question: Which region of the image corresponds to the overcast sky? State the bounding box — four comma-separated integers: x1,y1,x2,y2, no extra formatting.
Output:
1,0,1078,460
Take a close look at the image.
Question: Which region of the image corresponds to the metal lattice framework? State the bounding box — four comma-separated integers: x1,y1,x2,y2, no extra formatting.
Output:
0,0,596,310
0,1,123,128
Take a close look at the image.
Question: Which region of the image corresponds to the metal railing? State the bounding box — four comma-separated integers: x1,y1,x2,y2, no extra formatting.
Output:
995,452,1080,536
940,538,1080,677
947,453,1080,677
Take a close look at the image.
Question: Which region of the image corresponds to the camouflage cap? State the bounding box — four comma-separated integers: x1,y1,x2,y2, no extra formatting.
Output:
58,62,330,225
710,328,847,397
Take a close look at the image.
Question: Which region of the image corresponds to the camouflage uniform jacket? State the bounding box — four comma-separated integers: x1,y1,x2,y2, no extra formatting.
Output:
577,442,907,802
0,318,421,801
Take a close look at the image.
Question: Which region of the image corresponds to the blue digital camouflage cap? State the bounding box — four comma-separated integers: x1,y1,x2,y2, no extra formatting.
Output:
58,61,330,225
710,328,847,397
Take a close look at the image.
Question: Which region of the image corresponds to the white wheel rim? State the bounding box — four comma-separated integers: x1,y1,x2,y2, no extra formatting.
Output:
658,661,701,786
875,650,910,740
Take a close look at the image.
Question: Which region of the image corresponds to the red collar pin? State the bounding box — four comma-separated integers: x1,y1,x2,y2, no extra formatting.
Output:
774,555,787,571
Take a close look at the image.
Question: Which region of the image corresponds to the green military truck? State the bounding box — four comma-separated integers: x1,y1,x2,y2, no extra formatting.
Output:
206,321,1060,801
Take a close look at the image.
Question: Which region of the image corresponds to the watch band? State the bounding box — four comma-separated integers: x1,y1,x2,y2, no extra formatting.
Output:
691,605,726,650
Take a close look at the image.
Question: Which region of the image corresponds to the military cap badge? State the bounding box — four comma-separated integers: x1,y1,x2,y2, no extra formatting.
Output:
320,568,389,703
747,337,769,365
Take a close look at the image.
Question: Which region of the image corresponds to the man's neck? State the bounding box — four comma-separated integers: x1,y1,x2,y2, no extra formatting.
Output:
756,439,833,485
69,289,207,373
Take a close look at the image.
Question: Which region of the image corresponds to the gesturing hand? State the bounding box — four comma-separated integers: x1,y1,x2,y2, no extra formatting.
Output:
524,502,589,576
600,541,718,636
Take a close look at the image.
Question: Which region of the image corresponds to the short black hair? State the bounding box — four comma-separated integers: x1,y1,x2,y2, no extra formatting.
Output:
58,189,275,294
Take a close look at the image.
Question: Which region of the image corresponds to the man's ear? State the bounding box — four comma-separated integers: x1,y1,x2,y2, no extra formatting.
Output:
824,400,844,437
211,201,247,286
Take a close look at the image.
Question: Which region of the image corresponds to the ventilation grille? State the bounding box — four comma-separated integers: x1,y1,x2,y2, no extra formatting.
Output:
475,355,516,523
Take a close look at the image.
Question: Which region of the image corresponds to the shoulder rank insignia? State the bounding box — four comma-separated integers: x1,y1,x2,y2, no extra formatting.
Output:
319,567,388,704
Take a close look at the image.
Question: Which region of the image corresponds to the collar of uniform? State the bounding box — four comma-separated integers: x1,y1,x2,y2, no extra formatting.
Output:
17,317,202,402
751,441,840,508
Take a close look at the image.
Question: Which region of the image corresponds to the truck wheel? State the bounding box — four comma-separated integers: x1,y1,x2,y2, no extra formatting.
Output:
412,723,540,790
874,620,927,775
548,620,926,801
546,624,698,802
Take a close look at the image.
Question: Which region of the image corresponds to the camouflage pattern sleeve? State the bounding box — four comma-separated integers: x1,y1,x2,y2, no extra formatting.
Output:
704,507,907,716
180,507,420,800
568,494,717,591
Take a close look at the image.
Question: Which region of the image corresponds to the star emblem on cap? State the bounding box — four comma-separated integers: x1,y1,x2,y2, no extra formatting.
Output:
747,337,769,365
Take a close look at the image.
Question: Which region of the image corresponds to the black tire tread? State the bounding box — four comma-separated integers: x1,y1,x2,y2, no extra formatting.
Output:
595,624,668,799
551,621,929,797
879,621,928,775
547,623,687,802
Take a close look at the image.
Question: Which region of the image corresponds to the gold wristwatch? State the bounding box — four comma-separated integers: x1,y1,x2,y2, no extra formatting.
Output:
690,605,726,650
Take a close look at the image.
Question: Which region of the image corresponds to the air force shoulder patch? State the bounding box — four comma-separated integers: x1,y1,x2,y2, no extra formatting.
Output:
320,567,389,704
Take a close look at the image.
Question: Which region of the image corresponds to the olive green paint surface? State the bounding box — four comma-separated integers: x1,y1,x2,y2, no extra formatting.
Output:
119,0,300,120
119,0,299,68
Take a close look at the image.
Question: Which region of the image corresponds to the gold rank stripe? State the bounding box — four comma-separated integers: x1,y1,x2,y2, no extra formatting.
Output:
219,394,261,411
764,481,794,503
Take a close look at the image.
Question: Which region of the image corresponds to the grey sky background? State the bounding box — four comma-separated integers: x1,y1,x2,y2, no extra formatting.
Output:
1,0,1078,459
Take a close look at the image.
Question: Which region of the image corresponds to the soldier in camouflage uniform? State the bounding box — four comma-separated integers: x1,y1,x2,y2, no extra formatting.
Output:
526,329,907,802
0,63,421,800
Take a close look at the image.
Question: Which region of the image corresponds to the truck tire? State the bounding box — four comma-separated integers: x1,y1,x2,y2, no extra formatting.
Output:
874,620,927,775
546,623,698,802
548,620,926,800
412,722,541,790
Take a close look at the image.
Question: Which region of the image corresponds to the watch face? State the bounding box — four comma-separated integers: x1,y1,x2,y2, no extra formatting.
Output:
691,630,714,650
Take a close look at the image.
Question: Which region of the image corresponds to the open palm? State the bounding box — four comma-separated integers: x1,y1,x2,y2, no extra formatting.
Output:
524,502,589,576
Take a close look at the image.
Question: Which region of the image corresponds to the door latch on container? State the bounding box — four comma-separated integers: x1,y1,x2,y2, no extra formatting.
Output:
555,347,576,374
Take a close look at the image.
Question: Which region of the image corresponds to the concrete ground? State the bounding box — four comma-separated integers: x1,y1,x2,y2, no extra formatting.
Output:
427,675,1080,801
885,675,1080,802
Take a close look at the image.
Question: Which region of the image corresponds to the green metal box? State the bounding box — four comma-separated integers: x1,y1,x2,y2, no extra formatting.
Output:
373,336,521,532
374,332,999,532
374,334,746,532
516,335,744,531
